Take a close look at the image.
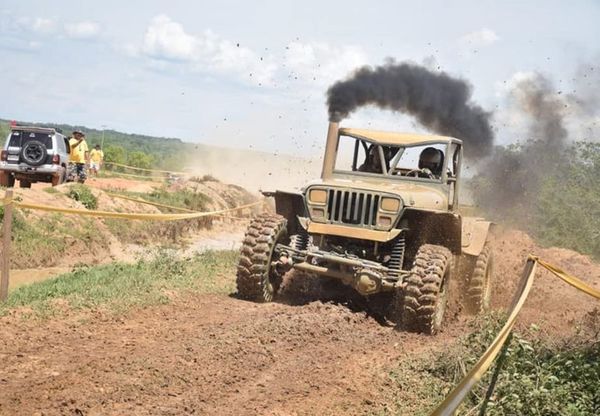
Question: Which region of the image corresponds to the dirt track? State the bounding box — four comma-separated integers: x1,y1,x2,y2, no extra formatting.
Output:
0,228,598,415
0,290,467,416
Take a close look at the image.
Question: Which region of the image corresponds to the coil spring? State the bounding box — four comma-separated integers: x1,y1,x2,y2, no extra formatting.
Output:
292,229,310,251
388,236,405,278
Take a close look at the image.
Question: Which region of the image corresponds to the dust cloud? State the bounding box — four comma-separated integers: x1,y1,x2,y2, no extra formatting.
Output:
473,61,600,220
184,145,320,193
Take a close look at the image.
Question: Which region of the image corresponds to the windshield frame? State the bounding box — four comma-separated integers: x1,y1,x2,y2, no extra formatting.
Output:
332,134,453,185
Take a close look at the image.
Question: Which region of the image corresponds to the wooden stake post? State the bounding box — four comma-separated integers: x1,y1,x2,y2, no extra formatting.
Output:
1,189,13,301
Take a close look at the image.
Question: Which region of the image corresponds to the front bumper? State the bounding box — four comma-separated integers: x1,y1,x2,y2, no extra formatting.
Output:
276,244,407,295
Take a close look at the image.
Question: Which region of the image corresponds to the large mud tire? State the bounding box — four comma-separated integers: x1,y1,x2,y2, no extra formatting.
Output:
401,244,452,335
464,242,493,314
236,213,288,302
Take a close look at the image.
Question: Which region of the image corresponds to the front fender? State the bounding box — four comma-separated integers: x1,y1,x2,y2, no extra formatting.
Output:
461,217,492,256
262,190,306,235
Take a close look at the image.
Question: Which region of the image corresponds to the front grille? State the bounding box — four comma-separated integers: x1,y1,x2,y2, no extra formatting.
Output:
326,189,380,227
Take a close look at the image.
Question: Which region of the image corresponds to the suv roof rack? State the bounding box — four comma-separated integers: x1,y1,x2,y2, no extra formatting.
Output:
10,125,58,134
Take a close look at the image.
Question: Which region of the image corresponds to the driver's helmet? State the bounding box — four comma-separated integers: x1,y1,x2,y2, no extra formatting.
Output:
418,147,444,176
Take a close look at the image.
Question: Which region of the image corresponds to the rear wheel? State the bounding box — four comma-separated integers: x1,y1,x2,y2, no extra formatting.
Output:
236,213,289,302
0,171,15,187
401,244,452,334
464,242,493,314
51,168,66,186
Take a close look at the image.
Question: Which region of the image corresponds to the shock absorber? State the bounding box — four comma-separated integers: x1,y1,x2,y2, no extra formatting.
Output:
292,228,310,251
388,235,405,278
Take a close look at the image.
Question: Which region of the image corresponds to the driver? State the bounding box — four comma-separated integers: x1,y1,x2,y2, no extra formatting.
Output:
418,147,444,178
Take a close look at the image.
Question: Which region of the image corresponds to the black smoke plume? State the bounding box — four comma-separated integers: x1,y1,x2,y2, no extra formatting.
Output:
326,61,494,158
472,73,570,221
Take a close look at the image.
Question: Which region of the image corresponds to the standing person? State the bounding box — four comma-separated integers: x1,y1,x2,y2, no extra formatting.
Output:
69,130,89,182
89,144,104,176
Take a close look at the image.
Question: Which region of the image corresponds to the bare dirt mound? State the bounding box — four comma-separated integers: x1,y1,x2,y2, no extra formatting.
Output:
0,293,464,416
491,227,600,336
6,177,260,271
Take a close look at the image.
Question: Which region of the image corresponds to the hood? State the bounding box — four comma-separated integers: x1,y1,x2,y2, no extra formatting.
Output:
304,177,449,212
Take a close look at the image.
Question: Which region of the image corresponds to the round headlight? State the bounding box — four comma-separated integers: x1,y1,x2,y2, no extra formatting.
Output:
309,189,327,204
381,197,401,212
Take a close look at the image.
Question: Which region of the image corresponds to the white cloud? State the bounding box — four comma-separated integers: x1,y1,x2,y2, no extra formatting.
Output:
459,28,499,48
141,15,276,84
64,21,100,39
136,16,368,88
30,17,56,34
283,41,368,86
16,16,57,35
142,15,196,61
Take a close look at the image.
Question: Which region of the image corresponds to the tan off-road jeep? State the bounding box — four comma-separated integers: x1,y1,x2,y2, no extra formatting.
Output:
237,123,493,334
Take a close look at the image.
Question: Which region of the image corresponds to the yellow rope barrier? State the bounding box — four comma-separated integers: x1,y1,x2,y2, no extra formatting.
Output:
429,255,599,415
99,171,166,180
105,192,255,220
103,162,186,175
14,200,261,221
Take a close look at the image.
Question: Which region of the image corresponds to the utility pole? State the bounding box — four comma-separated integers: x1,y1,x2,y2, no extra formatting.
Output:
101,124,107,148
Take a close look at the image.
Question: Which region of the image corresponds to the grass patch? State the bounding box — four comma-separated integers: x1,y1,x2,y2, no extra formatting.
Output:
190,174,219,183
104,217,187,246
387,313,600,415
0,250,238,317
99,171,159,182
140,186,211,212
104,187,214,244
67,184,98,209
42,187,61,195
0,210,108,269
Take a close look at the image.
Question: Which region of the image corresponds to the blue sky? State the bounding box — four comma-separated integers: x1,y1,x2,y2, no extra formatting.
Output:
0,0,598,156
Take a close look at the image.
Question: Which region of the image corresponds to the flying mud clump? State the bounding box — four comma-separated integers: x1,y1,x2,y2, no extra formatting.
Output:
326,60,494,158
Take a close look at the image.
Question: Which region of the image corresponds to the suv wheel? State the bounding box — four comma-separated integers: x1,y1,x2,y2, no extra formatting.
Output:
236,213,289,302
0,171,15,187
51,168,66,186
401,244,453,335
20,140,48,167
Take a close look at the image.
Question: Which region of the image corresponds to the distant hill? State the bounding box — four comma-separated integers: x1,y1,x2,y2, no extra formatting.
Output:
1,118,191,163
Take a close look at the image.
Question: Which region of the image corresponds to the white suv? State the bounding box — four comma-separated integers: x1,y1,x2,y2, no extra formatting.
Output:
0,125,69,188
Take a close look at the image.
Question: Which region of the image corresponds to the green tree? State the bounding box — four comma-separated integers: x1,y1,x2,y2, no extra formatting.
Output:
103,145,126,165
127,151,154,169
535,142,600,257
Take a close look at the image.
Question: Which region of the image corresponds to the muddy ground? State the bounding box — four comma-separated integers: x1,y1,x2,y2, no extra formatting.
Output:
0,228,598,415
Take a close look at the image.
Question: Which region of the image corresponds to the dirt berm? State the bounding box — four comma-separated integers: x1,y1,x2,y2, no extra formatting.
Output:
0,227,598,414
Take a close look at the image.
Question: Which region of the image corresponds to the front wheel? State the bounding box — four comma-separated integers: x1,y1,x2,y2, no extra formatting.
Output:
236,213,289,302
401,244,453,335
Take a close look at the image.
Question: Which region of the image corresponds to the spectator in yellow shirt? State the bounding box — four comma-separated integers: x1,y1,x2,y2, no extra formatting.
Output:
69,130,89,181
89,144,104,176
